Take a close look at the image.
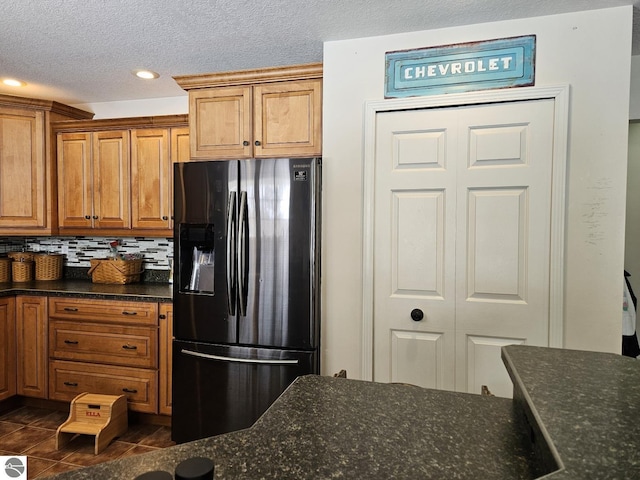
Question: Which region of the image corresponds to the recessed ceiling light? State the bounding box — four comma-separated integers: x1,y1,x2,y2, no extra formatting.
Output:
133,69,160,80
2,78,26,87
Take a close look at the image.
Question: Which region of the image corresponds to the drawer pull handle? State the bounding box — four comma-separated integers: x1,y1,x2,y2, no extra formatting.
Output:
122,388,138,394
122,311,138,316
64,382,78,387
63,307,78,312
64,340,79,345
122,344,138,350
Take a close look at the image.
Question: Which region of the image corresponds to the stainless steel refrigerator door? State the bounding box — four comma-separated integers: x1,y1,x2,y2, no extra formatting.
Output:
173,161,239,344
237,158,321,350
171,340,316,443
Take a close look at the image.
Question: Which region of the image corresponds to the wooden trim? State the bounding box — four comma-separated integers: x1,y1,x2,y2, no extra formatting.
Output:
174,63,323,90
0,94,93,119
52,114,189,133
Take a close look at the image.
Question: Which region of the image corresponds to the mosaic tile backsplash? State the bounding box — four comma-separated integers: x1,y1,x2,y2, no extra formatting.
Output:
0,236,173,270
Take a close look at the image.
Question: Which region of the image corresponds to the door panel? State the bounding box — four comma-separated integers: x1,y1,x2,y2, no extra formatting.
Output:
390,330,447,389
374,99,554,397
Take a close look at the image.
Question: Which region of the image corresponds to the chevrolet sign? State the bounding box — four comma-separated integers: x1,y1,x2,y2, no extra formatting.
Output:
385,35,535,98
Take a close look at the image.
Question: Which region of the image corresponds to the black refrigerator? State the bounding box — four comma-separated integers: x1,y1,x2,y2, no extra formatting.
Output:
171,158,321,444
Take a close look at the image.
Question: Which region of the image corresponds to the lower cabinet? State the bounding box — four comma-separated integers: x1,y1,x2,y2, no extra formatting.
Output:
158,303,173,415
0,297,16,401
49,360,158,414
16,296,48,398
47,297,161,414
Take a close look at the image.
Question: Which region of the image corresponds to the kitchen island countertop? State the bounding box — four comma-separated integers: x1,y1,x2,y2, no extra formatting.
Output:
42,345,640,479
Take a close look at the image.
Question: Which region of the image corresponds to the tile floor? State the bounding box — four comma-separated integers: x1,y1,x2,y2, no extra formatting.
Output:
0,405,174,479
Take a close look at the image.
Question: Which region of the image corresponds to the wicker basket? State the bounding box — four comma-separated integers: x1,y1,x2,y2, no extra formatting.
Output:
35,253,64,280
8,251,35,262
88,258,144,284
12,260,34,282
0,258,11,283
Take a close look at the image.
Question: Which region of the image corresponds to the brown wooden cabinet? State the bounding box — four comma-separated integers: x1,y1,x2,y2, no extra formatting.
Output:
158,303,173,415
16,296,48,398
54,115,188,237
0,297,16,401
57,130,130,230
174,63,322,160
0,95,92,235
47,297,160,414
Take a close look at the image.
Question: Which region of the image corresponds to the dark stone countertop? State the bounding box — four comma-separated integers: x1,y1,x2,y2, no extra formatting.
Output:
502,345,640,479
0,279,172,302
43,345,640,479
44,375,542,480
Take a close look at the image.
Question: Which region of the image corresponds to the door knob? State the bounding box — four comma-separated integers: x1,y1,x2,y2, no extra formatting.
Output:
410,309,424,322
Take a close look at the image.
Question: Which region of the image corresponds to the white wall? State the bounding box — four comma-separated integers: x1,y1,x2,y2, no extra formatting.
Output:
71,95,188,119
322,7,633,379
626,123,640,297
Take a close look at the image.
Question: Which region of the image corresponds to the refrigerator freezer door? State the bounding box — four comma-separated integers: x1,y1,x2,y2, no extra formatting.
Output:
173,161,238,344
238,158,321,350
171,340,316,443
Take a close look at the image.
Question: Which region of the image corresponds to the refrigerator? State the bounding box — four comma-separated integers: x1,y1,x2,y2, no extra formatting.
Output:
171,157,321,444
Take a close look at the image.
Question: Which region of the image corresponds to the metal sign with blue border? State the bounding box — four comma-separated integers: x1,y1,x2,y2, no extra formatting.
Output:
385,35,535,98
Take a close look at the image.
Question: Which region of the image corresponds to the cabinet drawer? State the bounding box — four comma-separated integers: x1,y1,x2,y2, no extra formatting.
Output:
49,360,157,414
49,297,158,326
50,320,157,368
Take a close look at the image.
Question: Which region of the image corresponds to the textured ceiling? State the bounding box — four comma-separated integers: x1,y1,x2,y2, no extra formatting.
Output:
0,0,639,105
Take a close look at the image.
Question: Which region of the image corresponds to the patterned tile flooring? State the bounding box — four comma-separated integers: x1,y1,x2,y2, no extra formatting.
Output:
0,406,174,479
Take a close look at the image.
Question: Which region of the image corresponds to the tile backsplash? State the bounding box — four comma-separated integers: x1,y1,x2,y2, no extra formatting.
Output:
0,236,173,270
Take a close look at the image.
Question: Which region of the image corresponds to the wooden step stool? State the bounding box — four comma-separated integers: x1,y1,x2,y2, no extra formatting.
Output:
56,392,128,455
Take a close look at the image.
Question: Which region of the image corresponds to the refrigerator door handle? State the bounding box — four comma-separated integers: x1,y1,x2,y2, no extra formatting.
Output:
238,190,248,316
226,192,237,316
181,349,299,365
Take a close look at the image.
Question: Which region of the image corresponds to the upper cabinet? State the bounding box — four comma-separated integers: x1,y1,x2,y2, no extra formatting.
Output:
0,95,93,236
174,63,322,160
53,115,188,237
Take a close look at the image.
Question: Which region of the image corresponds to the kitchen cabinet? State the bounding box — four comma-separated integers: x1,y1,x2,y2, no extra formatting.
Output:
16,296,48,398
158,303,173,415
53,115,188,237
0,297,16,401
0,94,93,236
174,63,322,159
47,297,160,414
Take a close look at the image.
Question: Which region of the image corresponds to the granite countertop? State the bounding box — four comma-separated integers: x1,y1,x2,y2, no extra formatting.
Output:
43,345,640,480
44,377,542,480
0,279,172,302
502,345,640,479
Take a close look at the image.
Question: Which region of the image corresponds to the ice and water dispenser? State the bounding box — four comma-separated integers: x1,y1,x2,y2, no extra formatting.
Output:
178,224,216,294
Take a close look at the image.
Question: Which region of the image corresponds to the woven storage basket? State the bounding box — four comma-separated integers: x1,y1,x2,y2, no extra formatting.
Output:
0,258,11,283
35,253,64,281
12,260,33,282
8,251,35,262
88,258,143,284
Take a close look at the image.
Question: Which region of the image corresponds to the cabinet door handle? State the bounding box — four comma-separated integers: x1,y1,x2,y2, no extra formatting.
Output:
63,307,78,312
254,140,261,146
162,216,168,220
64,382,78,387
243,140,250,146
122,311,138,316
159,314,166,319
64,339,79,345
122,388,138,394
84,215,91,220
122,344,138,350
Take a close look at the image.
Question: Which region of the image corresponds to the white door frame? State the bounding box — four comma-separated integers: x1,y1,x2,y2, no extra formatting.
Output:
361,85,570,381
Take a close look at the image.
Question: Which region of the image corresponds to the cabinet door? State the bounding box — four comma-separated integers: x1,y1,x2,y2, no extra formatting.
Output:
253,79,322,158
57,132,93,228
159,303,173,415
0,107,46,227
0,297,16,401
171,127,190,164
16,296,47,398
189,86,252,159
131,128,171,230
93,130,130,229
